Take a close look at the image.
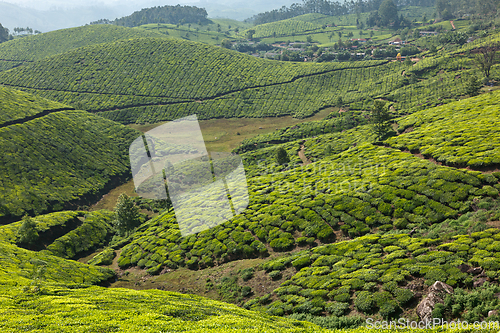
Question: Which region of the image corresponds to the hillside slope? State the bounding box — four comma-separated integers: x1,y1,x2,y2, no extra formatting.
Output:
103,89,500,325
0,85,140,221
0,25,166,71
0,35,476,124
0,209,328,332
0,283,330,333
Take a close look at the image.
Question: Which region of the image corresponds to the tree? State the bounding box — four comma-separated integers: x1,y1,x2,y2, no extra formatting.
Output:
221,39,232,49
378,0,398,26
276,147,290,165
336,96,343,108
465,75,482,96
246,29,255,40
370,100,392,140
474,44,498,79
404,56,412,66
17,215,39,246
0,23,11,43
114,193,141,236
306,35,313,43
324,144,332,156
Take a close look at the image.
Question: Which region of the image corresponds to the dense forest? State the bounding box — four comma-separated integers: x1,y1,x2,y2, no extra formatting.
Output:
93,5,210,28
246,0,498,25
0,23,12,43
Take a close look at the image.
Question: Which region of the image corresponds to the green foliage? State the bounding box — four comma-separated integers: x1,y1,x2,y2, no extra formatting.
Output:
45,210,115,259
0,88,139,219
465,74,482,97
269,270,282,280
240,268,255,281
16,215,39,247
387,89,500,168
0,34,474,124
113,194,142,236
378,0,398,26
0,85,67,125
0,284,327,332
113,5,208,28
0,25,167,71
88,247,116,266
354,291,374,313
370,100,392,141
276,147,290,165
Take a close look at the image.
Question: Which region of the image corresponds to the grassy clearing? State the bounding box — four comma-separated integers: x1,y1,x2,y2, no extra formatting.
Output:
129,107,333,152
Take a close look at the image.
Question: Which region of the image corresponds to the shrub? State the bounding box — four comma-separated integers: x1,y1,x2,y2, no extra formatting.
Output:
270,237,294,251
354,291,374,313
326,302,350,316
334,293,351,303
394,288,414,304
269,270,282,280
241,286,252,297
432,303,445,319
16,215,39,247
240,268,254,281
379,300,400,319
292,256,311,269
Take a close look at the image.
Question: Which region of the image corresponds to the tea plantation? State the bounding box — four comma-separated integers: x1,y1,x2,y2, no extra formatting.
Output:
0,33,482,124
3,8,500,333
386,90,500,168
0,25,167,72
0,86,140,221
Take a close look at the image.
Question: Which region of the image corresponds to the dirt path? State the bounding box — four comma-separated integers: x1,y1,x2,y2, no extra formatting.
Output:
298,145,311,165
450,21,456,29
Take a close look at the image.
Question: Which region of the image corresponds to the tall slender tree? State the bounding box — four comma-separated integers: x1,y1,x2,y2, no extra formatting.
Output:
370,100,392,140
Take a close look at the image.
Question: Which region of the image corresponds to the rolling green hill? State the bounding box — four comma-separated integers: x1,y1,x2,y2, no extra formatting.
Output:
0,35,480,124
0,209,329,332
0,284,331,333
0,84,69,126
138,18,252,45
0,25,166,71
0,85,140,221
103,88,500,326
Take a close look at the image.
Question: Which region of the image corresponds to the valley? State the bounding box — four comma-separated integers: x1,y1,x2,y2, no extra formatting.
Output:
1,1,500,332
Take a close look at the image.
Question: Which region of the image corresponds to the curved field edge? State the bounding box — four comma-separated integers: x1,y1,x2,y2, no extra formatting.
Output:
0,85,69,126
386,89,500,169
0,106,140,221
0,25,167,65
0,284,328,333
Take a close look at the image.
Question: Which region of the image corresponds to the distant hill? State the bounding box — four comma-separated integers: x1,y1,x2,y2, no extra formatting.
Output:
113,4,210,27
0,85,140,222
0,25,167,71
0,33,477,124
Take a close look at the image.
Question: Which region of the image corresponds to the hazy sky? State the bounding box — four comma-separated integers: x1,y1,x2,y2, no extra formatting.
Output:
2,0,192,10
0,0,297,31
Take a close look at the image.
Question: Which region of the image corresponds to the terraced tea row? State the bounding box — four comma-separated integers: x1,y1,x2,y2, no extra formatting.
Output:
0,25,167,71
253,230,500,323
387,89,500,168
0,36,475,123
0,85,69,126
0,86,140,221
116,141,499,273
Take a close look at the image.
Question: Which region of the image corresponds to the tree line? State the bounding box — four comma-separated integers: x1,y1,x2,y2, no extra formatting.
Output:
91,5,209,28
246,0,499,26
0,23,12,43
246,0,435,25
